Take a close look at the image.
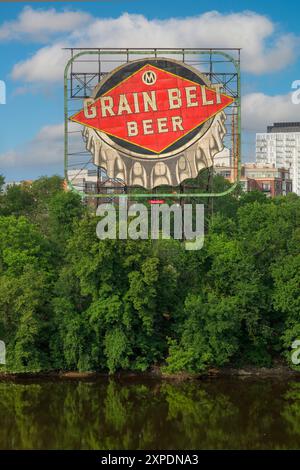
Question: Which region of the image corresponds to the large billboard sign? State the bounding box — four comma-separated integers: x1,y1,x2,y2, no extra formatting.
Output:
69,57,236,189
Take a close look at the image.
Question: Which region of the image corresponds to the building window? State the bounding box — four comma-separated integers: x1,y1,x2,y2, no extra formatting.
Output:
262,183,271,192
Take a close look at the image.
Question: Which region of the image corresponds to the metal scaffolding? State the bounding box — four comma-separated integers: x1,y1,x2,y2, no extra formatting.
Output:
64,48,241,201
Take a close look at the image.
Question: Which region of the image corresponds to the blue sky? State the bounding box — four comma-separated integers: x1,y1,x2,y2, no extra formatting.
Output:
0,0,299,181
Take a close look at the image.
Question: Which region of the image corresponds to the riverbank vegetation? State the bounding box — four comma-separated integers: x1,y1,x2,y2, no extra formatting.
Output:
0,175,299,374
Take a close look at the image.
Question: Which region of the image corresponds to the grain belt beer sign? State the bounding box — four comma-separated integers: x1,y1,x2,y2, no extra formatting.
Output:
70,58,234,189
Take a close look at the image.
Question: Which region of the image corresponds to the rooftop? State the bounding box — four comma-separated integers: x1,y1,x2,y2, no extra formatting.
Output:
267,122,300,133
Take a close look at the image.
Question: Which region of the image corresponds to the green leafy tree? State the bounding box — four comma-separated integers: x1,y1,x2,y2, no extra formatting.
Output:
0,216,53,371
1,174,300,375
0,184,35,217
0,174,4,193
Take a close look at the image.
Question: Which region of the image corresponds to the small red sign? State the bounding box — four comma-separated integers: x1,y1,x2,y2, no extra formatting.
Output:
149,199,166,204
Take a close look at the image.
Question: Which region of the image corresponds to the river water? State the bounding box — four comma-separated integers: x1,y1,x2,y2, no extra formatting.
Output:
0,376,300,449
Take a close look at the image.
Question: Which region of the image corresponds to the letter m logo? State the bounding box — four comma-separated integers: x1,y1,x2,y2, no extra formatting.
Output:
142,70,157,86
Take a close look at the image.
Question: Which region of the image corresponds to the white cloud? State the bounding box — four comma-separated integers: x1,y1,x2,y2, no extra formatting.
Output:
0,6,91,42
9,10,300,83
12,44,68,82
242,92,300,131
0,123,64,168
0,121,85,172
83,11,297,74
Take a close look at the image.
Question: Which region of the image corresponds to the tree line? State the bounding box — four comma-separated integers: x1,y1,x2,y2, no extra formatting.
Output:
0,174,299,374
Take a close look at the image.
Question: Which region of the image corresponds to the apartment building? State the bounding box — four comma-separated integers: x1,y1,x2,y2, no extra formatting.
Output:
256,122,300,194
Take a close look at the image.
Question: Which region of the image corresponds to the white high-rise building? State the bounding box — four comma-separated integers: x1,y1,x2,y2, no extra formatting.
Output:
256,122,300,195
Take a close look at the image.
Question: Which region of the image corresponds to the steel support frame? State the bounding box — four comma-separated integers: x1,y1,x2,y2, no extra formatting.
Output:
64,48,241,199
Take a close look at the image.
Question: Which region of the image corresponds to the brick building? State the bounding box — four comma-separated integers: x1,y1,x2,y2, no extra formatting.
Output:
240,163,292,197
214,161,292,197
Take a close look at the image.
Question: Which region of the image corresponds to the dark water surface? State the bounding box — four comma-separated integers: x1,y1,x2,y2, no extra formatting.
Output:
0,376,300,449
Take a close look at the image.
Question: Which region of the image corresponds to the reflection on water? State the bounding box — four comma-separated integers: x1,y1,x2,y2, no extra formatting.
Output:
0,377,300,449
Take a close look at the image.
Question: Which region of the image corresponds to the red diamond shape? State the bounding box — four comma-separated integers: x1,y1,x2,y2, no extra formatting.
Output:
70,64,234,154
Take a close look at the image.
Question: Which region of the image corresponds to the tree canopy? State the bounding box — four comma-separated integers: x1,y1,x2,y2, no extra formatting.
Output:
0,176,300,373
